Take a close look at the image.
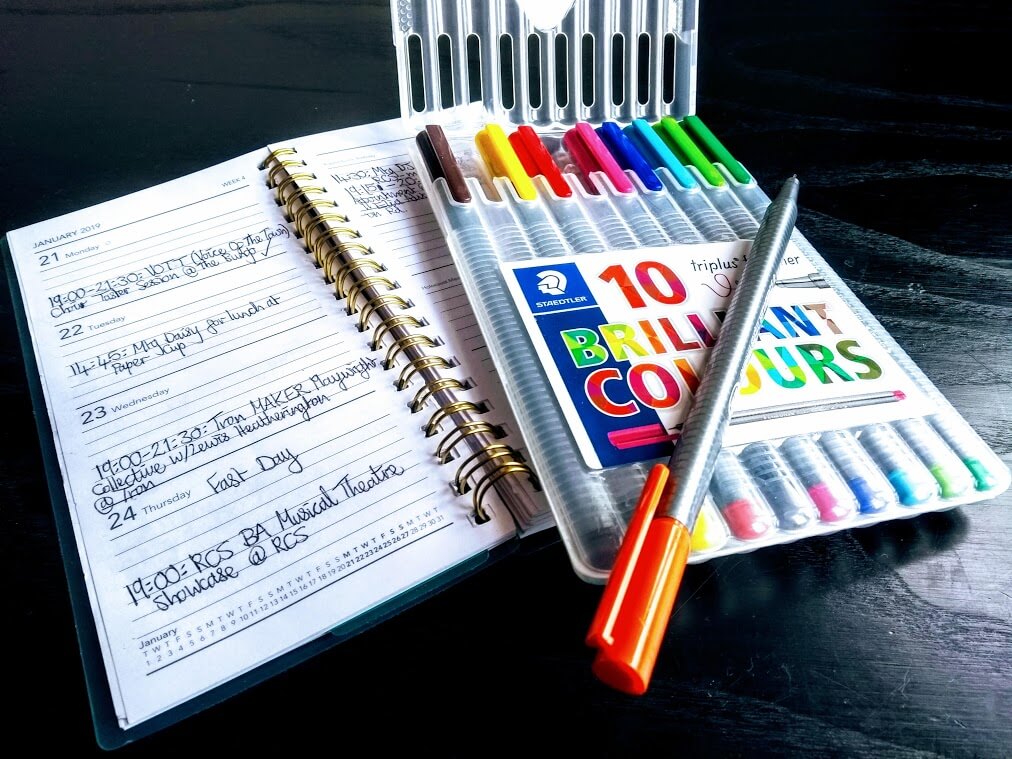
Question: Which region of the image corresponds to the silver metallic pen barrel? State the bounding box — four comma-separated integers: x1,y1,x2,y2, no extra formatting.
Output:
663,176,800,526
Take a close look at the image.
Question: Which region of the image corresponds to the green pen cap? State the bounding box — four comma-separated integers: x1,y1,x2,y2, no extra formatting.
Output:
929,464,970,499
653,116,725,187
681,115,753,184
962,458,997,491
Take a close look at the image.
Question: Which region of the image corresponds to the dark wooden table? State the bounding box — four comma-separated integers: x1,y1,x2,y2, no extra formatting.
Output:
2,1,1009,755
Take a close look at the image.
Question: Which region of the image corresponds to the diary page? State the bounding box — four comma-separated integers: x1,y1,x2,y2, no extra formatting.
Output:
7,147,516,728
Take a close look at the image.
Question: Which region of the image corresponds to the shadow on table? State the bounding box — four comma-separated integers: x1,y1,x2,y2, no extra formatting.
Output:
669,506,970,626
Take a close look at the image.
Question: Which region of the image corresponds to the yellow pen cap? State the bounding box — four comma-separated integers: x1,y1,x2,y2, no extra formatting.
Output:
690,498,730,553
475,123,538,200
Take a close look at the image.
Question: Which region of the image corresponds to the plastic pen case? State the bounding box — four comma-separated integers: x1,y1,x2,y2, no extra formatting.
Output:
412,119,1011,580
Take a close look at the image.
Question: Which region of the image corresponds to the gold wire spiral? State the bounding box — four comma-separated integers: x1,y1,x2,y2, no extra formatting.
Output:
472,462,538,523
396,355,451,390
321,242,376,291
371,314,423,350
293,199,339,237
283,185,327,220
313,228,361,270
302,212,350,249
260,151,536,525
434,420,499,464
333,240,374,259
425,400,484,438
453,443,516,494
260,146,298,169
314,228,364,274
274,172,317,204
266,159,306,187
345,276,397,314
410,377,466,413
383,334,436,370
330,257,384,296
358,294,410,331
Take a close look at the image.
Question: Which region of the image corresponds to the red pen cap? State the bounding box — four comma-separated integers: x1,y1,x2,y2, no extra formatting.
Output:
508,125,573,198
586,463,692,695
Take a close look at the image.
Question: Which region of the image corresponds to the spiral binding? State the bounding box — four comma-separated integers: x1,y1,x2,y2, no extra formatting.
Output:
260,147,540,524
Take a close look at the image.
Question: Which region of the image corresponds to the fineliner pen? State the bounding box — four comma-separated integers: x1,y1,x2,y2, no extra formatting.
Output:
587,177,800,695
564,178,639,248
414,130,553,521
893,417,972,499
624,118,737,242
709,448,776,540
674,115,791,235
597,121,703,243
563,122,670,247
691,172,760,238
739,442,817,531
524,125,637,249
476,124,571,258
654,116,726,187
596,121,663,191
506,126,606,254
690,497,730,553
613,390,907,448
685,121,966,513
653,116,756,237
818,429,896,514
679,115,806,246
501,180,571,258
434,126,631,558
779,435,857,523
680,115,752,185
508,125,573,198
715,158,778,225
536,179,607,253
633,177,705,243
475,123,538,200
624,118,699,189
927,414,998,491
857,423,938,506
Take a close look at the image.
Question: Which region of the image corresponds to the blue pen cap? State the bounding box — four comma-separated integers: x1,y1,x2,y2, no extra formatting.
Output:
857,423,938,506
623,118,698,189
596,121,663,191
818,429,896,513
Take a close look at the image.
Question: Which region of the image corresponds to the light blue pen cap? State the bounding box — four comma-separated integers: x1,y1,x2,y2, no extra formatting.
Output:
623,118,698,190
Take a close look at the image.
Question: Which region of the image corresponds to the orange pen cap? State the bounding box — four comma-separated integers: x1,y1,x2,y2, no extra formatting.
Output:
586,463,692,695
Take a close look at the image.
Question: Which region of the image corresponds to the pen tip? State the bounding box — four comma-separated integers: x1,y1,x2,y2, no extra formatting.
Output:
780,175,800,203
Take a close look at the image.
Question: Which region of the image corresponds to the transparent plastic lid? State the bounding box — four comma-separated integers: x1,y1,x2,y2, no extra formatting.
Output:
391,0,698,131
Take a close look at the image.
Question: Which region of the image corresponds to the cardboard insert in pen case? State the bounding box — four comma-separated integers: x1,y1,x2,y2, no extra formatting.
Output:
391,0,1011,582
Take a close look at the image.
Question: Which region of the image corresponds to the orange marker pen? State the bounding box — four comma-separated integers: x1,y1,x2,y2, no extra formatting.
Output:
586,176,800,695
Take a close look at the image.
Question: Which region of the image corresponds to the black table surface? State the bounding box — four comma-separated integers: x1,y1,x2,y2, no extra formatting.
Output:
2,1,1009,756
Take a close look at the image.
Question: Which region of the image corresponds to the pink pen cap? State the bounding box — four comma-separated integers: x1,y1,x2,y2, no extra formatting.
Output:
780,435,857,522
562,122,635,194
